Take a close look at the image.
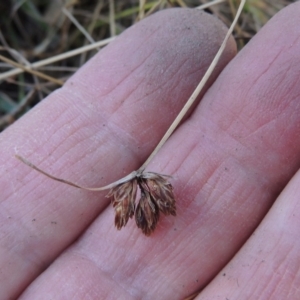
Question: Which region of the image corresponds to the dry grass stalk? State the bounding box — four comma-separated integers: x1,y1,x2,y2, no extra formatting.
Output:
16,0,246,236
0,53,64,86
0,37,115,81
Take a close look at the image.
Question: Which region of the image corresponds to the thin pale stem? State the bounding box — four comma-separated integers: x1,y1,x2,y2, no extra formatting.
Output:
109,0,116,37
62,7,95,44
15,155,137,191
138,0,245,171
0,37,115,81
196,0,226,10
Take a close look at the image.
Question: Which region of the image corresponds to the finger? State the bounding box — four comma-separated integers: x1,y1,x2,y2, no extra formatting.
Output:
19,2,300,299
198,169,300,299
0,8,235,299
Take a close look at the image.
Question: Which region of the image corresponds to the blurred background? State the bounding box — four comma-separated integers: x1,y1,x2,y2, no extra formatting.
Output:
0,0,295,131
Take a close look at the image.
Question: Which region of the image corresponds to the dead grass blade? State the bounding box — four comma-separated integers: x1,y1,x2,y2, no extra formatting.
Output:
0,54,64,86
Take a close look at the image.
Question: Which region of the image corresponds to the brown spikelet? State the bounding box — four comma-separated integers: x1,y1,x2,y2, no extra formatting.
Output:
106,171,176,235
106,179,137,230
135,189,160,236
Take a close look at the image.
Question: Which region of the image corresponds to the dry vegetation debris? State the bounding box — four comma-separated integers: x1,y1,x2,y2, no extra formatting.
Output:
0,0,293,130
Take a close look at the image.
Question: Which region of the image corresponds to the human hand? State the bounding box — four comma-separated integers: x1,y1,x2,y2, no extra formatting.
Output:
1,3,300,299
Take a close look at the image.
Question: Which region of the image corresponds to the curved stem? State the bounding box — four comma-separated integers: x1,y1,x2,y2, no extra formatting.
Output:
16,155,137,191
138,0,245,171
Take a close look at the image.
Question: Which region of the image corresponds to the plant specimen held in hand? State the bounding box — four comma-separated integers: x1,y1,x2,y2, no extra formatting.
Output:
16,0,245,236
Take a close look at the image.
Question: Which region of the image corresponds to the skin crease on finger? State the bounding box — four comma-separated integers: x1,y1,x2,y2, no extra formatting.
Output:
198,170,300,300
18,2,300,300
0,8,237,300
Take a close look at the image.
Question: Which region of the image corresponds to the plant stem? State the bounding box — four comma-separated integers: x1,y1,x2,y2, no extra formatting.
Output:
138,0,246,171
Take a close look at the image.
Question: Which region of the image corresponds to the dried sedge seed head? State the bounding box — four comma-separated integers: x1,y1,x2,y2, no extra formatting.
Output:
106,172,176,236
107,179,137,230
